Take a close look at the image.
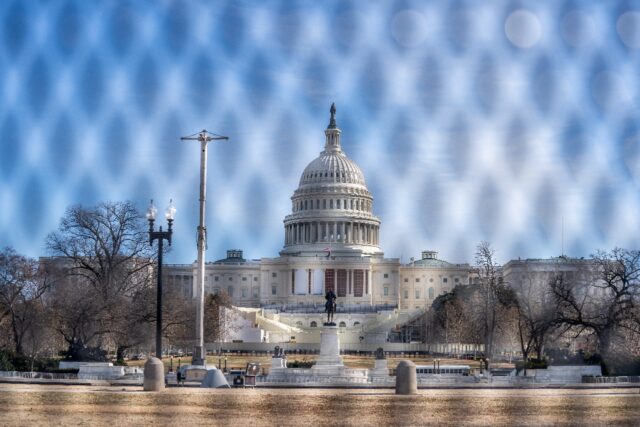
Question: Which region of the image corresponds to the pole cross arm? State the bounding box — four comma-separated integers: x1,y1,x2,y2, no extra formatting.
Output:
181,129,229,142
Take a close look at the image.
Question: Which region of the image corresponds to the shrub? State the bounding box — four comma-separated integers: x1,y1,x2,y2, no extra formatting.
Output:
525,358,548,369
287,359,315,368
0,350,14,371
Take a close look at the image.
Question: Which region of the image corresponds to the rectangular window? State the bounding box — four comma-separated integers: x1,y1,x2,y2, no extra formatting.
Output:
353,270,364,297
291,270,295,294
254,277,258,281
415,278,420,283
443,278,448,283
415,290,420,299
272,272,277,278
404,278,408,283
272,285,277,295
253,288,258,298
384,273,389,278
242,277,247,281
241,288,247,298
324,269,335,293
214,276,219,282
404,290,409,299
337,269,347,297
454,277,459,283
383,286,389,296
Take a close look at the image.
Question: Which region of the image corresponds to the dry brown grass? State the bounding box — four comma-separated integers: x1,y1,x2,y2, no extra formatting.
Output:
1,384,639,426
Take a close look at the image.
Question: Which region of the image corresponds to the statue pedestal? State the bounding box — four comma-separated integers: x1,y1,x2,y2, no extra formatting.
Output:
315,325,343,367
266,325,370,385
271,357,286,369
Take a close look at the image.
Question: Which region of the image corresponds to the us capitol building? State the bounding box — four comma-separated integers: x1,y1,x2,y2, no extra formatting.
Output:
165,105,473,343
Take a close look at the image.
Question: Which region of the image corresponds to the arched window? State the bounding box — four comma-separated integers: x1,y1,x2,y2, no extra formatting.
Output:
310,321,317,328
353,321,360,326
330,199,334,209
339,321,346,328
429,287,434,299
323,199,327,209
296,321,303,327
337,199,341,209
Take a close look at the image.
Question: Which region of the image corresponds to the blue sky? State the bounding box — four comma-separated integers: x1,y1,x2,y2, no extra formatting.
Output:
1,0,639,265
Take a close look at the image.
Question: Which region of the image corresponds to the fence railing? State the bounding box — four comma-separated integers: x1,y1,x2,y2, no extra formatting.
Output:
0,370,144,381
260,303,397,314
0,371,78,380
582,376,640,383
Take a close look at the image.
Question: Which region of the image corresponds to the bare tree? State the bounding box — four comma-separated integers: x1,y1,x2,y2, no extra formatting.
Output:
162,285,196,350
426,285,483,351
550,248,640,372
0,248,50,355
45,201,156,360
474,241,502,362
204,291,234,343
508,266,557,366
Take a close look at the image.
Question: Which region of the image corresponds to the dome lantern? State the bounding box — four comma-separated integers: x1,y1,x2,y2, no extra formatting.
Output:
323,102,342,154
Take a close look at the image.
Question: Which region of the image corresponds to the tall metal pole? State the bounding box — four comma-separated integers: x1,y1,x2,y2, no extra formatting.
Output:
181,130,228,366
156,236,164,358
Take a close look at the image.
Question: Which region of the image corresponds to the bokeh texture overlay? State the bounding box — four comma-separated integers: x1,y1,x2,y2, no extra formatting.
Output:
1,0,639,264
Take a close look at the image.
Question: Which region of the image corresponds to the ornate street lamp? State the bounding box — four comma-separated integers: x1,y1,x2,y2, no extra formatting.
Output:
146,199,176,359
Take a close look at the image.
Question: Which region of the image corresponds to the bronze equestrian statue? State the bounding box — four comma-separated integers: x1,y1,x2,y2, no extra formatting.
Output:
325,289,337,324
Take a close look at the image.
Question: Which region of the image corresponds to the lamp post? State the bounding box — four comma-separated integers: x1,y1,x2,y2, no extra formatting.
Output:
146,199,176,359
181,129,229,365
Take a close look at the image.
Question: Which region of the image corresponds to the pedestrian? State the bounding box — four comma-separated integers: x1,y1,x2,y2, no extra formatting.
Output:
176,370,182,386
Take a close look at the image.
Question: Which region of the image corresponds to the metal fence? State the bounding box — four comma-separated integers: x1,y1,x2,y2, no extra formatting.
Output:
0,371,78,380
260,303,397,314
582,376,640,384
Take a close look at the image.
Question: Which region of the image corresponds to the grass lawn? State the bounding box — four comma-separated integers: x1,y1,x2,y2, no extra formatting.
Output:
1,384,639,426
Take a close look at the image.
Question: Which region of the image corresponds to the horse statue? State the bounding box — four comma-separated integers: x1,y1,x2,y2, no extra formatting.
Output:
325,289,337,324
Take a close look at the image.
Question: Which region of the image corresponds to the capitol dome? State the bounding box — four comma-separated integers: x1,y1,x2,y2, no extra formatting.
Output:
281,104,382,257
298,148,366,188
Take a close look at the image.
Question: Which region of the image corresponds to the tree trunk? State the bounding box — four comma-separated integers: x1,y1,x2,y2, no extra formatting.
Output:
11,312,23,355
116,345,127,365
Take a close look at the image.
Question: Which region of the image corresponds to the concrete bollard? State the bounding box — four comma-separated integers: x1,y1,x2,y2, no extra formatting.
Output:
143,357,165,391
395,360,417,395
